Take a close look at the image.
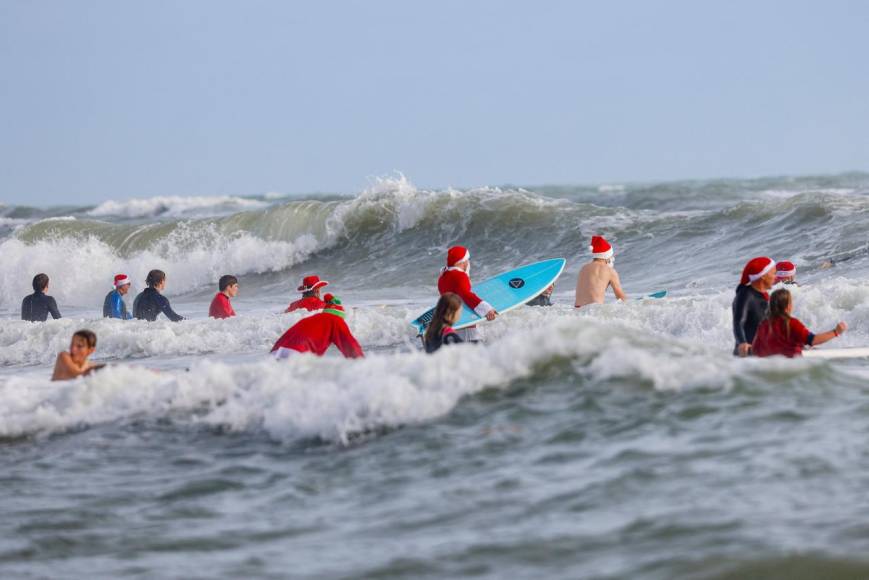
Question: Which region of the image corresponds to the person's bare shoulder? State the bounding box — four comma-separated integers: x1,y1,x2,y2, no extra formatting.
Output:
51,352,72,381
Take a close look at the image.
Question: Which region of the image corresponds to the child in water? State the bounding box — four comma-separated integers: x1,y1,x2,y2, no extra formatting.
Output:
423,293,465,353
752,288,847,358
52,330,104,380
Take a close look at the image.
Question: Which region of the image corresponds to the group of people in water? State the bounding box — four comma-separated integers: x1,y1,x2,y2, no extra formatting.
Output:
17,234,851,381
731,256,847,357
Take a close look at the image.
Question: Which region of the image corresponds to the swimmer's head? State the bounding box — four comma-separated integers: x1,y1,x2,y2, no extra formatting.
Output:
70,329,97,361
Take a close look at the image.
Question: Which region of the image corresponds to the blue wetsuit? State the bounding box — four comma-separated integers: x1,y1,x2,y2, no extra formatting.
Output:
103,289,132,319
21,291,61,322
133,287,184,322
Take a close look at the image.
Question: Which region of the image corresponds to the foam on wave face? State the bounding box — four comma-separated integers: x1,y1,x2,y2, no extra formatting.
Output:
87,196,269,218
0,307,412,367
0,226,320,309
4,175,869,310
2,274,868,442
0,317,759,443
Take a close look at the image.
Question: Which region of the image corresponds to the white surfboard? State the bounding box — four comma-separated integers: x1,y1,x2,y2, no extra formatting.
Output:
803,347,869,360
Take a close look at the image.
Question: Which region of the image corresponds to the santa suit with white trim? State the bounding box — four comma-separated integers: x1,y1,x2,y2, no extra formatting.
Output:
271,301,364,359
437,246,495,342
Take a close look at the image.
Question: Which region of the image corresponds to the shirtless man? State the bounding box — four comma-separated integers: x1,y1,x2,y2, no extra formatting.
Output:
52,330,103,381
575,235,627,307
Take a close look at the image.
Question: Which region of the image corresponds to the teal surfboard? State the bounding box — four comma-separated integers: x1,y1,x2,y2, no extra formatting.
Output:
638,290,668,300
411,258,567,334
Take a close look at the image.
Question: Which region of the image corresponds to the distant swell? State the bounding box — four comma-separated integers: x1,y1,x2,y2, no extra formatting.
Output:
2,174,869,308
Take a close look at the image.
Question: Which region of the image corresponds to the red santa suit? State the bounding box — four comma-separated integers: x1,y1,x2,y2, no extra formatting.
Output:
285,296,326,313
209,292,236,319
285,274,329,313
271,304,364,359
437,246,494,342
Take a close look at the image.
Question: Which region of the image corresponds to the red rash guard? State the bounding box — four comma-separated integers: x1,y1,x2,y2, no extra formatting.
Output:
271,311,364,359
285,296,326,313
208,293,236,319
752,316,815,358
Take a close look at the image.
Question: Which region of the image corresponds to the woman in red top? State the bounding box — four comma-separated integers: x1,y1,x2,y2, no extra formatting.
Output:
752,288,847,358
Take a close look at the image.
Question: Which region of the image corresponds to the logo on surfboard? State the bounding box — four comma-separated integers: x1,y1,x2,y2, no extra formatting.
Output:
509,278,525,289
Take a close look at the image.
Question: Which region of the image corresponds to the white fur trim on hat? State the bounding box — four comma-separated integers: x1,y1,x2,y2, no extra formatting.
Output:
590,246,614,260
748,260,776,283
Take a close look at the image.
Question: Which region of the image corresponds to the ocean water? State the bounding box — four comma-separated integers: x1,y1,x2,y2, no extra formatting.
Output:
3,173,869,579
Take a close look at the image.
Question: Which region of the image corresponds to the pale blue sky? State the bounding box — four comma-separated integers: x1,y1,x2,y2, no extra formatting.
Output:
1,0,867,205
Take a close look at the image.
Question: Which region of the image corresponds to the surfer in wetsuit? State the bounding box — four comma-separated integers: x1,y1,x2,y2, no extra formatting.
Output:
575,236,627,307
527,284,554,306
271,294,364,359
423,293,465,353
732,256,776,357
133,269,185,322
103,274,133,319
285,275,328,313
21,273,62,322
437,246,497,342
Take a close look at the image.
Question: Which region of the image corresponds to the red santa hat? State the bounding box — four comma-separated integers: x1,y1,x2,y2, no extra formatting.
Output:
776,261,796,279
297,275,329,293
113,274,131,288
589,236,613,260
740,257,776,285
447,246,470,267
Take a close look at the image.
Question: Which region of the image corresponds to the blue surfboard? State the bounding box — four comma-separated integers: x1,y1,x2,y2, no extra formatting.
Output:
637,290,668,300
411,258,567,334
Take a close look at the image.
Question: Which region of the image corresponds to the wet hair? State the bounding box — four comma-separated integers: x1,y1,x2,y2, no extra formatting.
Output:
146,269,166,288
73,329,97,348
424,293,463,348
32,273,49,292
767,288,793,340
218,275,238,292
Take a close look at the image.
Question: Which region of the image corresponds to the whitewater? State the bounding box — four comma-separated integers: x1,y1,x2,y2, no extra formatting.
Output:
3,173,869,579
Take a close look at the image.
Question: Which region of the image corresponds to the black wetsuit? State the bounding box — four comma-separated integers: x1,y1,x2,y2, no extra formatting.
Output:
732,285,769,355
424,328,464,353
526,293,552,307
133,287,184,322
21,291,61,322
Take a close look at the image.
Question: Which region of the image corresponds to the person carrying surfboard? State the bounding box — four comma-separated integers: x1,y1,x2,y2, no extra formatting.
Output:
574,236,627,308
732,256,775,357
752,288,847,358
285,275,328,313
438,246,497,342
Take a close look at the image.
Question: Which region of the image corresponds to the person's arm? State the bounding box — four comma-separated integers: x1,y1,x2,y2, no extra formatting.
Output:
158,294,185,322
48,297,61,319
610,270,627,301
453,274,497,320
809,321,848,347
333,321,364,358
21,297,28,321
443,332,464,345
111,293,124,319
51,352,88,381
732,291,752,356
